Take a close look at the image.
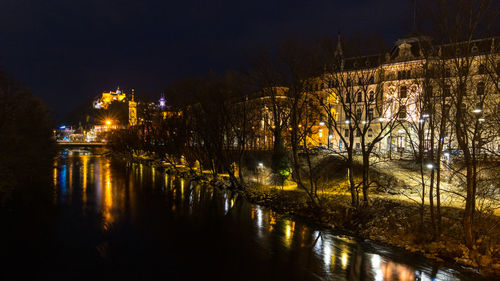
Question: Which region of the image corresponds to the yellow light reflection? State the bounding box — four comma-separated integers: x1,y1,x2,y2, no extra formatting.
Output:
181,179,185,199
53,166,58,187
152,167,156,185
341,252,348,269
284,220,295,248
103,161,113,229
82,155,88,204
68,157,73,190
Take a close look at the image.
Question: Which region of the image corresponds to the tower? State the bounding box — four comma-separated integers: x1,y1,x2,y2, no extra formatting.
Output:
128,89,137,127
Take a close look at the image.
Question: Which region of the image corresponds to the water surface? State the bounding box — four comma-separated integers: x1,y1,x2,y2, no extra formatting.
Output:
11,149,485,280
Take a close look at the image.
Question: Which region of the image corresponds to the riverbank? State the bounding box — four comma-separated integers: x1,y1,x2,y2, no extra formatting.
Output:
113,152,500,278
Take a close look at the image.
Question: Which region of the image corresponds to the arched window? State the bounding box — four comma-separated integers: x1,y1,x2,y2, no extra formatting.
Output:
357,92,362,102
368,128,373,138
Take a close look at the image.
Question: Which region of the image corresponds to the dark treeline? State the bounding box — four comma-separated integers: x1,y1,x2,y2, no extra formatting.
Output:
0,70,57,207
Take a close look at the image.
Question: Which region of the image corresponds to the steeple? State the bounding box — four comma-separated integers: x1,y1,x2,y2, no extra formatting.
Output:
334,31,343,57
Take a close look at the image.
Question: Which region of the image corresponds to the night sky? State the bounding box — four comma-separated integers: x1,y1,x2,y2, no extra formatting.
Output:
0,0,413,121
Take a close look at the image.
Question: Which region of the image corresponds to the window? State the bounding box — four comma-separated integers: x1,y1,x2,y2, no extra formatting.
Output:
369,91,375,102
398,70,410,80
426,86,433,97
368,108,374,120
475,102,483,112
368,128,373,138
347,79,352,87
399,105,407,119
356,109,362,120
345,94,351,103
356,129,361,137
477,82,485,96
400,86,407,98
344,129,349,138
478,64,486,75
357,92,362,102
445,67,451,77
355,143,361,149
369,76,374,84
443,84,451,97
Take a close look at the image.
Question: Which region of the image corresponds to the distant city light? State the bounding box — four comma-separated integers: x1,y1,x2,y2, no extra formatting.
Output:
319,121,325,126
426,163,434,169
345,120,350,124
472,109,482,113
59,125,66,129
106,120,111,125
258,162,263,168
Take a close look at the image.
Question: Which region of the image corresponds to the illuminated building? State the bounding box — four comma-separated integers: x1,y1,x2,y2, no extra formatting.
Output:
240,35,499,154
129,89,137,126
308,35,500,154
93,86,127,109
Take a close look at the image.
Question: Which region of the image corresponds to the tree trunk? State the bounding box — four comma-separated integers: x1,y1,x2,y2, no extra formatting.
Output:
361,151,370,206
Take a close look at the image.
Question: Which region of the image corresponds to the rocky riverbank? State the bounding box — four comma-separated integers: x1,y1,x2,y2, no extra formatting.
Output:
113,152,500,278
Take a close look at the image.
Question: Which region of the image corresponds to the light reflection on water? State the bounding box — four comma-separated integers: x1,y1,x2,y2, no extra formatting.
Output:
52,151,479,281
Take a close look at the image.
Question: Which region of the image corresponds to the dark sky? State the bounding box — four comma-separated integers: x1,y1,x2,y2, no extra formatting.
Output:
0,0,413,121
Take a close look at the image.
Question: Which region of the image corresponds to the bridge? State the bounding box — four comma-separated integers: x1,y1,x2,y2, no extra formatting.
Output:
57,142,109,147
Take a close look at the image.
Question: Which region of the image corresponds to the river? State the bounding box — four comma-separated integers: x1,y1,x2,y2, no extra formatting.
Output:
16,149,485,280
